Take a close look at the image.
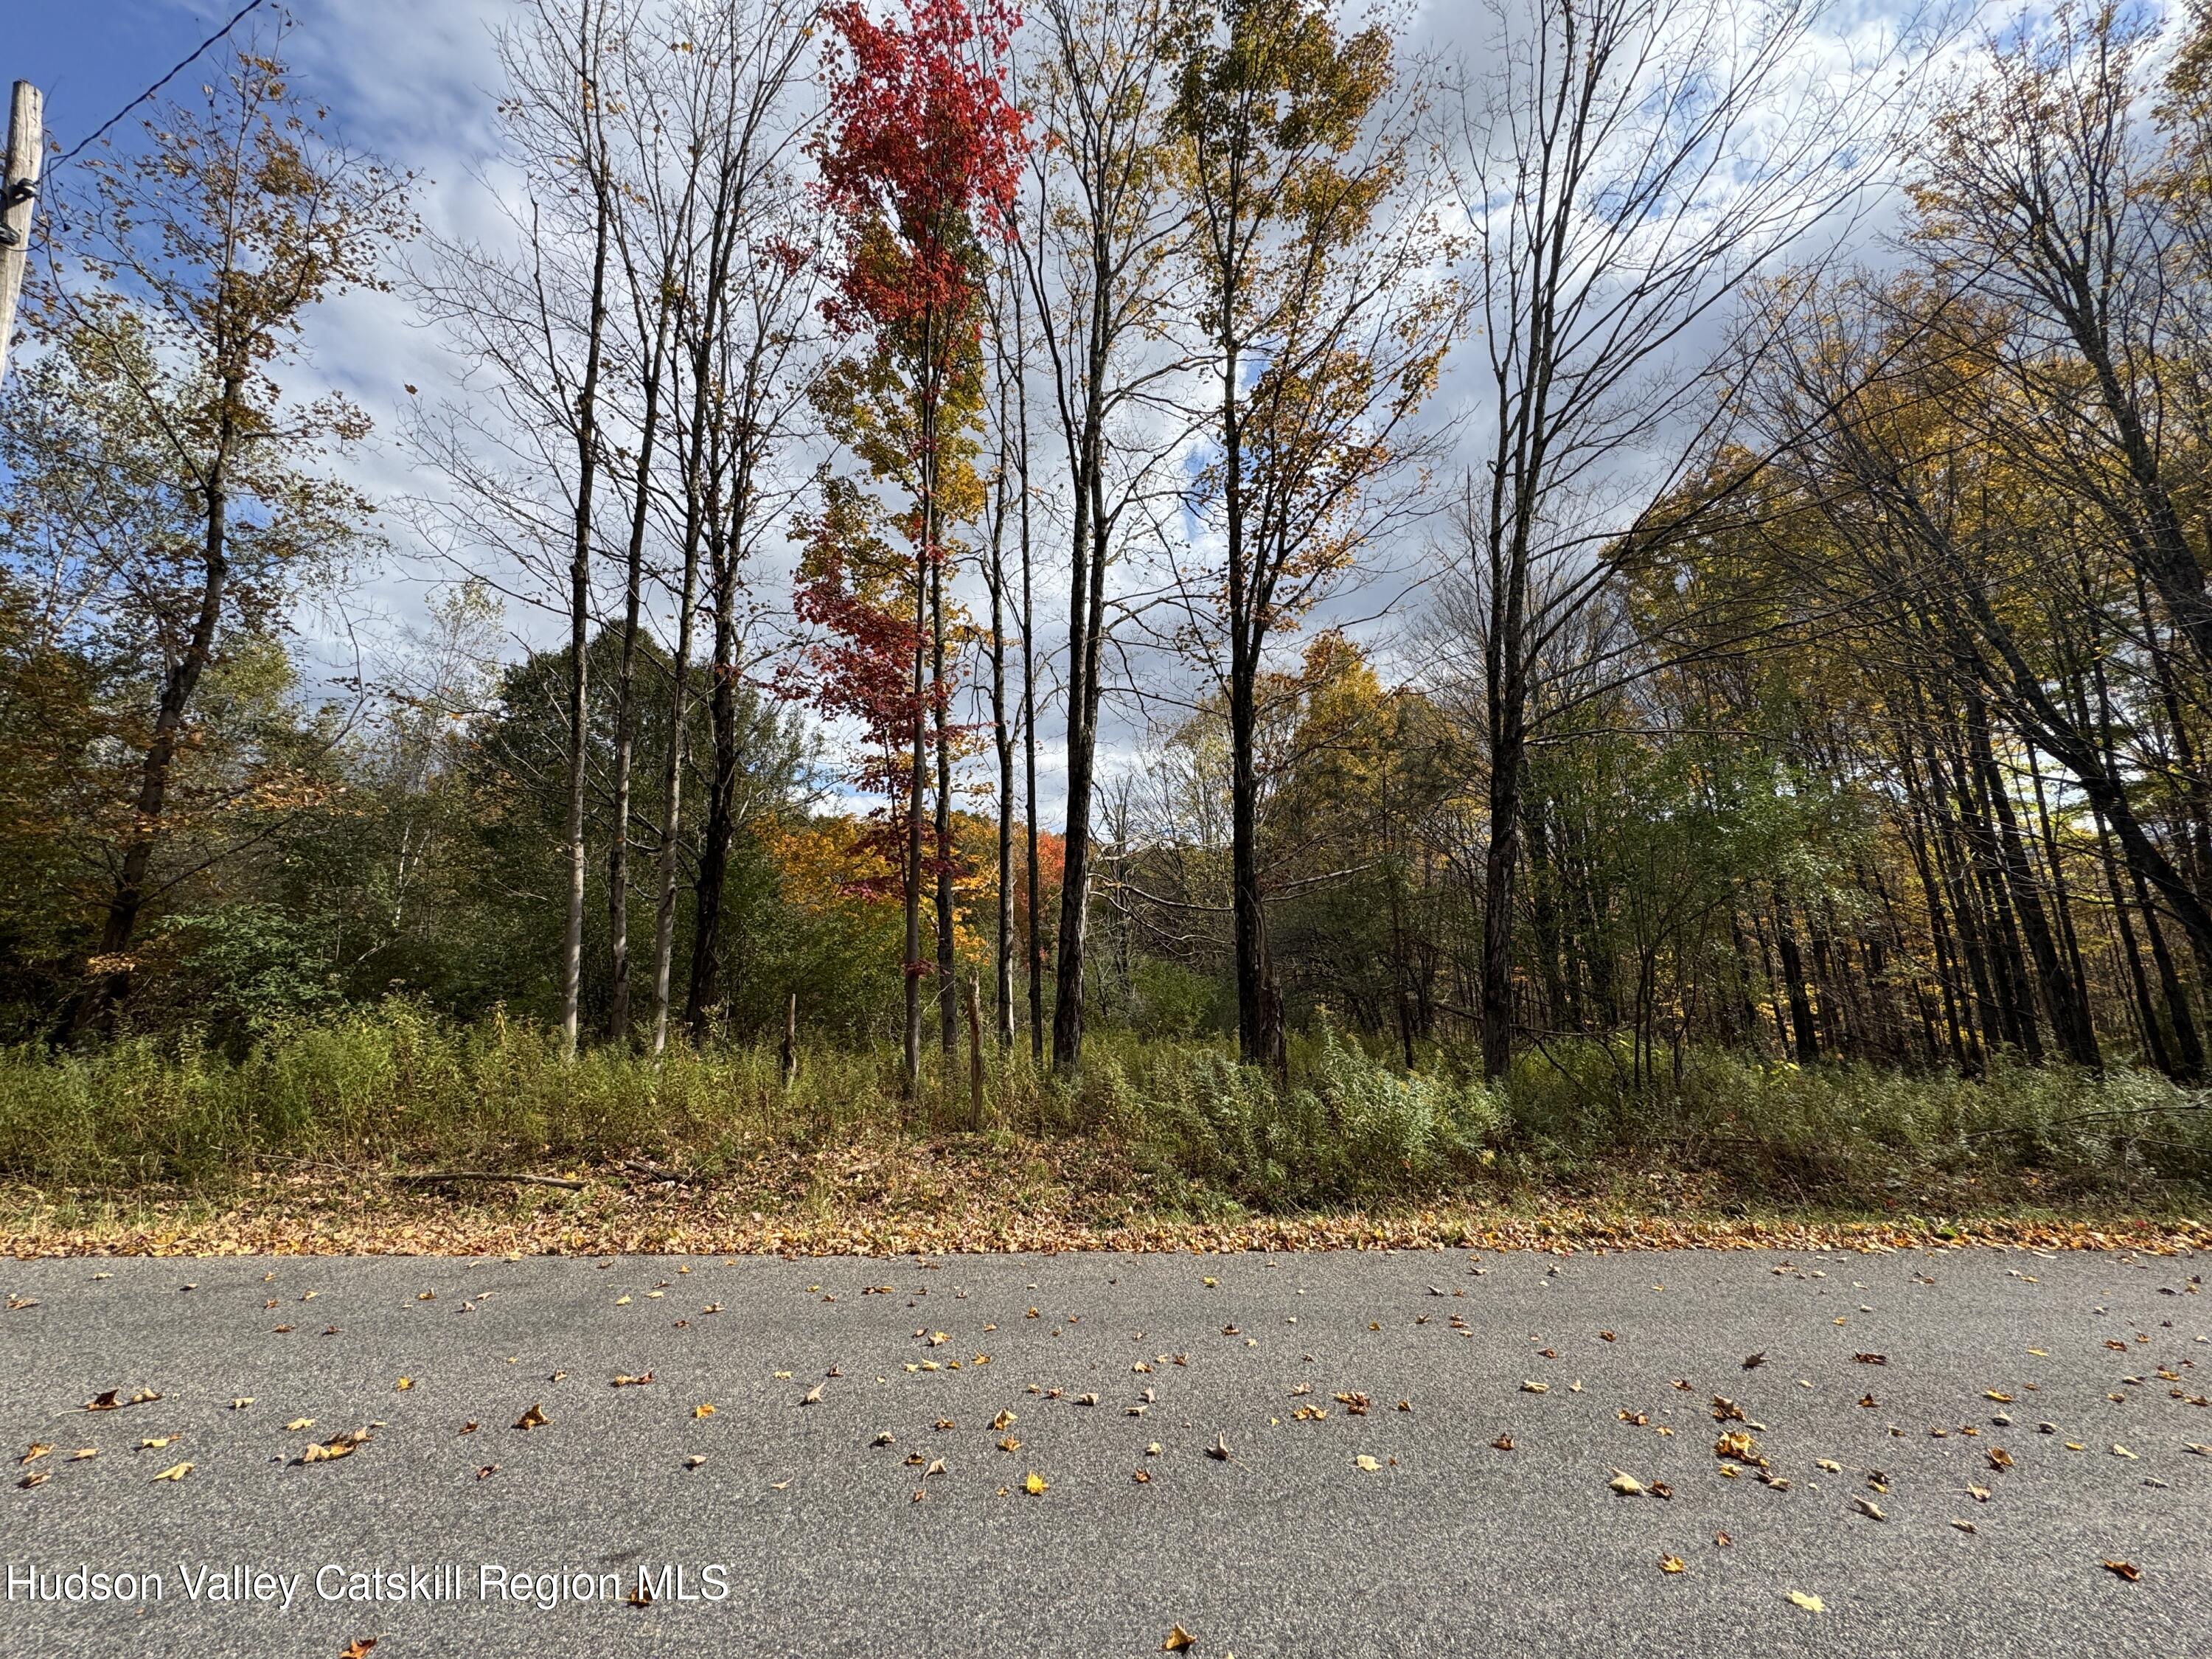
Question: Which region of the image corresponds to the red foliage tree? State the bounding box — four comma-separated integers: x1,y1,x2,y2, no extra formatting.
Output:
797,0,1027,1088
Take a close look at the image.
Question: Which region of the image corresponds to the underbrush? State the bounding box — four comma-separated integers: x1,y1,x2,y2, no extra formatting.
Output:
1499,1040,2212,1204
0,1003,2204,1213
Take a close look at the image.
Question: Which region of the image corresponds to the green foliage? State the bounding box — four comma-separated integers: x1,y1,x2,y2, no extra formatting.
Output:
0,1000,913,1188
1498,1040,2212,1200
0,1007,2203,1217
1127,957,1226,1040
151,903,343,1045
1133,1029,1501,1207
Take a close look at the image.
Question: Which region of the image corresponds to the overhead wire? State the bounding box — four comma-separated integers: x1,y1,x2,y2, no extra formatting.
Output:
47,0,272,166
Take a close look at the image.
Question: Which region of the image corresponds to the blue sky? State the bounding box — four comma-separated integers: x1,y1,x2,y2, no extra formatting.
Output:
7,0,1940,826
11,1,240,156
10,0,532,651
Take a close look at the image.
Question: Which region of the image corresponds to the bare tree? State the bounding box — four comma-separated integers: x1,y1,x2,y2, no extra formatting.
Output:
412,0,627,1057
639,0,821,1057
1017,0,1192,1073
1449,0,1910,1078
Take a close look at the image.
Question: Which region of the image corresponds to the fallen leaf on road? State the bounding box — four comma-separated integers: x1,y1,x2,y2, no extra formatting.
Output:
341,1641,377,1658
18,1444,50,1466
1659,1556,1686,1574
1854,1498,1886,1522
513,1403,549,1431
2101,1560,2141,1582
1163,1627,1194,1652
300,1427,372,1464
1610,1471,1645,1495
151,1462,192,1481
1492,1434,1514,1450
1355,1455,1381,1472
1024,1472,1048,1495
1520,1381,1548,1394
1786,1591,1825,1613
693,1404,715,1419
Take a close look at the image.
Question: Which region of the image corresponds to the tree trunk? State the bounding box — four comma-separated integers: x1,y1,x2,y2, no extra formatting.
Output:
646,476,706,1057
1015,284,1044,1066
904,449,929,1097
1773,890,1819,1065
684,518,743,1037
69,431,235,1035
558,142,613,1060
931,518,958,1071
989,427,1017,1047
1969,706,2094,1068
1051,407,1110,1077
605,311,668,1047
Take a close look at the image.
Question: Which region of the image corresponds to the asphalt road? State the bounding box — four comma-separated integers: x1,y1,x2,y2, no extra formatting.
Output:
1,1243,2206,1658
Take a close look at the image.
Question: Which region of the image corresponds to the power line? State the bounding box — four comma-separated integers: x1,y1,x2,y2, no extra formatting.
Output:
49,0,271,167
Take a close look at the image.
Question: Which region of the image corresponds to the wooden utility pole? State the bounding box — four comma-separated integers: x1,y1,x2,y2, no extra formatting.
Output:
0,80,44,390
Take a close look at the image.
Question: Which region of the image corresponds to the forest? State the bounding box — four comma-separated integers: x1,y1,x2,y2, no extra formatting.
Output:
4,0,2212,1224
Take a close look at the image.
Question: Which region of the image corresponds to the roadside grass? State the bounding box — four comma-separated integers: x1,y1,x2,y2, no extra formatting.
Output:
1,1001,2207,1231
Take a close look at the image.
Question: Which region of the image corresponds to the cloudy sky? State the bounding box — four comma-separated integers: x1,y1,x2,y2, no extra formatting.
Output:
17,1,531,655
12,0,1934,824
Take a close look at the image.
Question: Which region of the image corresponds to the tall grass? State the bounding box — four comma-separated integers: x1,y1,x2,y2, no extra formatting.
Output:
0,1002,914,1186
1499,1038,2212,1200
0,1002,2204,1208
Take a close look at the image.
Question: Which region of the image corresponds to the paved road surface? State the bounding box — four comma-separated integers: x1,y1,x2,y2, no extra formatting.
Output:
1,1244,2206,1657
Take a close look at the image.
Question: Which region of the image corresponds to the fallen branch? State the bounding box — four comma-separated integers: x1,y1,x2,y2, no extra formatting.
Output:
1961,1102,2211,1140
388,1172,588,1192
620,1158,696,1186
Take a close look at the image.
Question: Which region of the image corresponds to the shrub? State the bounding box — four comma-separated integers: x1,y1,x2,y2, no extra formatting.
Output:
1133,1031,1500,1208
